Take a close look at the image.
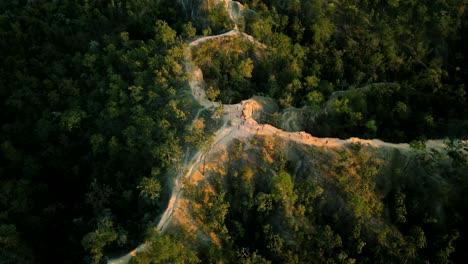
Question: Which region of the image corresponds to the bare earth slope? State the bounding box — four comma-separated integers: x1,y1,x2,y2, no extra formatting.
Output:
107,0,463,261
108,26,455,263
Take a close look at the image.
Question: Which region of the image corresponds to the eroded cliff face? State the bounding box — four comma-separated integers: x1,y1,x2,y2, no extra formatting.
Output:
108,4,468,263
173,0,247,22
171,0,218,19
174,127,466,259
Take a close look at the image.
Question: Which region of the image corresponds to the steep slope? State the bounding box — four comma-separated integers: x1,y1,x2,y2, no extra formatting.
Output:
108,1,467,263
109,24,467,264
173,0,251,23
178,130,466,263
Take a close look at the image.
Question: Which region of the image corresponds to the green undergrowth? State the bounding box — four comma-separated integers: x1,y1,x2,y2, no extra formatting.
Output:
159,136,468,263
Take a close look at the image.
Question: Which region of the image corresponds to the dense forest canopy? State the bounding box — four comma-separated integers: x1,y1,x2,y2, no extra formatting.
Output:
1,0,467,263
1,0,197,262
186,0,468,141
165,137,468,264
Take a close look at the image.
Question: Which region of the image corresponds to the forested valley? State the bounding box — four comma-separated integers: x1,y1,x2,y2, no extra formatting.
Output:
1,0,467,263
190,0,468,142
1,0,197,262
167,137,468,264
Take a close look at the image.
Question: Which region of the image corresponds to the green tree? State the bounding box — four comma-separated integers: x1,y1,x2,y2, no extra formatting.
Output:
132,231,199,264
82,214,119,264
237,248,271,264
306,90,324,111
138,177,161,202
181,22,196,38
272,171,297,216
154,20,176,46
394,191,407,224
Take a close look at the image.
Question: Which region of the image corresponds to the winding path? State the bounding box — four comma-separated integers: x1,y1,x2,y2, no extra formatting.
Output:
108,13,455,264
107,28,263,264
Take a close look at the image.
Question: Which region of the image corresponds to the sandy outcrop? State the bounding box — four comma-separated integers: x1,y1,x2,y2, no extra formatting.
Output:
108,6,463,263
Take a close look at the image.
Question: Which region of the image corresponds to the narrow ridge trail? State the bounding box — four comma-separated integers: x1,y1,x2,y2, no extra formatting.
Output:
107,28,261,264
108,11,455,264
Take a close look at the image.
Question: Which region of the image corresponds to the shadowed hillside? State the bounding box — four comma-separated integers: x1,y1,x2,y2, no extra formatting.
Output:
1,1,467,264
